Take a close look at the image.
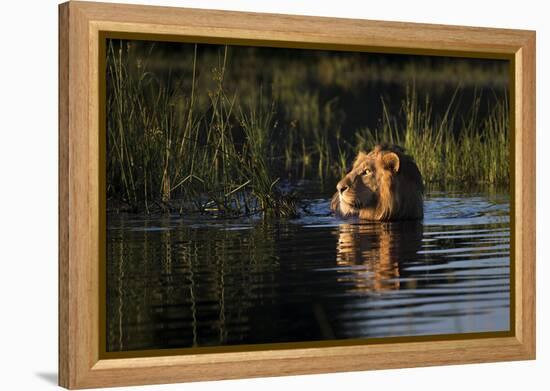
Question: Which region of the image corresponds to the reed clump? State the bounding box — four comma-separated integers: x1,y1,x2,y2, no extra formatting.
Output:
107,41,297,216
355,87,509,184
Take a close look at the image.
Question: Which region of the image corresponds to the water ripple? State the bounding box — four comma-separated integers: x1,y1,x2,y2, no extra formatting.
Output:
106,186,510,352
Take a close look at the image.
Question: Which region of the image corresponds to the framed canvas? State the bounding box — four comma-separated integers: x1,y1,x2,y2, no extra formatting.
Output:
58,1,536,389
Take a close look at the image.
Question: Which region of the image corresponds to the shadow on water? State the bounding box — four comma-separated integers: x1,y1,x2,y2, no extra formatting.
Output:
106,183,510,352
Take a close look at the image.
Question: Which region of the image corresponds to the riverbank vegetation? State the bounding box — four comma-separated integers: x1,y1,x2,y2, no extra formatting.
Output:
106,40,509,215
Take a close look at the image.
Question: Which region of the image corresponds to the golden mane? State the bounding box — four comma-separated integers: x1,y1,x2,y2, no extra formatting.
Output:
331,144,424,221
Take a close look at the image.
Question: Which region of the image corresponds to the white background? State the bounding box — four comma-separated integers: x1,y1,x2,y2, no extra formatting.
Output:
0,0,546,389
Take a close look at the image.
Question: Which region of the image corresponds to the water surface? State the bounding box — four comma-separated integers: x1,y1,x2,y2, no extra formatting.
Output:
106,184,510,352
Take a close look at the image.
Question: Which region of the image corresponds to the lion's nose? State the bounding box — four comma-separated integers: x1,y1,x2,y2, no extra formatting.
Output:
337,183,348,194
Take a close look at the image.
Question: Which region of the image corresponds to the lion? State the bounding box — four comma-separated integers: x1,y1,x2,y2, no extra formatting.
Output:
331,144,424,220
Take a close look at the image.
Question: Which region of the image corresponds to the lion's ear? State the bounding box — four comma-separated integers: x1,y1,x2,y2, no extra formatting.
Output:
382,152,400,174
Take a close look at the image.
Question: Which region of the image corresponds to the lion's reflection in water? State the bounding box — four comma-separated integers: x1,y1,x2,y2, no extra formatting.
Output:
335,221,423,293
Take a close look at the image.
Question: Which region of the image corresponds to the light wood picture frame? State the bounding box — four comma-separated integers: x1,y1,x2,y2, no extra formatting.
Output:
59,1,536,389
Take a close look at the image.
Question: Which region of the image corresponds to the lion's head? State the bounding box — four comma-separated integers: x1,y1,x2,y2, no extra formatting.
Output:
331,144,424,220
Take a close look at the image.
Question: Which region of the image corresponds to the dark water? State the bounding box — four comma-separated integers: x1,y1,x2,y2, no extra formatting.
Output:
106,184,510,352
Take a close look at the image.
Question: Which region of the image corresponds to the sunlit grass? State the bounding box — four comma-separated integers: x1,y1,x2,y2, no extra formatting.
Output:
107,41,296,216
355,86,509,184
106,40,509,215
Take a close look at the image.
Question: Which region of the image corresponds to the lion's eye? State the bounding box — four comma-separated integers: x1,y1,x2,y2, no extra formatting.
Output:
362,168,372,176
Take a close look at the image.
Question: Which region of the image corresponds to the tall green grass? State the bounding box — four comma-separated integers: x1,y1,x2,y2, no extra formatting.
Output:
355,86,509,184
107,41,296,216
106,40,510,215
